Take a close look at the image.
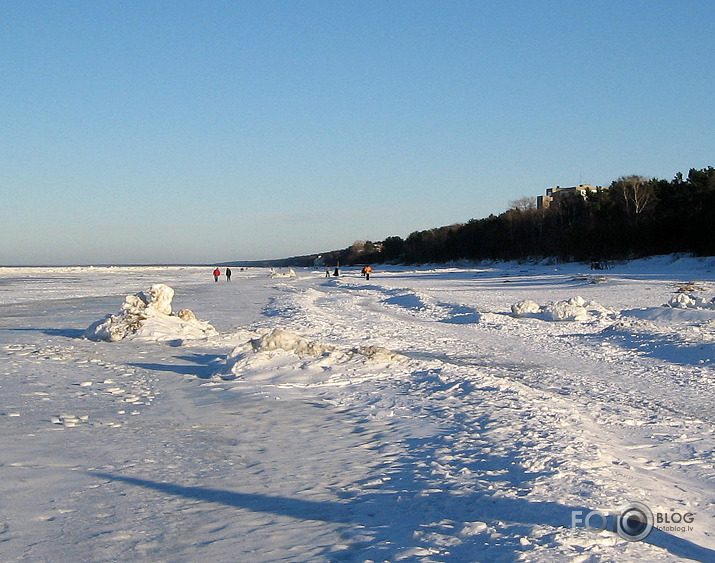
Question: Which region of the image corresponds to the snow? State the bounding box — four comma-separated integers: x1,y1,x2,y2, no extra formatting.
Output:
0,257,713,562
84,283,217,343
269,268,298,278
666,293,715,310
511,295,615,322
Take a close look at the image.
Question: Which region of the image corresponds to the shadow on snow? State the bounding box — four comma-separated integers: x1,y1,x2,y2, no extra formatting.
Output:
88,469,714,562
129,354,224,379
7,327,86,339
87,368,714,562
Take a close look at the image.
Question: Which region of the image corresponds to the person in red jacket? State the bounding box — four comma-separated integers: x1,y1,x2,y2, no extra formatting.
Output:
213,268,221,282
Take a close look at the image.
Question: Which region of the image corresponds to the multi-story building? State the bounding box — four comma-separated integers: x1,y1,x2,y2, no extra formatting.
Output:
537,184,600,210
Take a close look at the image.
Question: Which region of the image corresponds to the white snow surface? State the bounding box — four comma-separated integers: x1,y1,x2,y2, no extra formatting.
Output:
1,256,713,562
511,295,615,322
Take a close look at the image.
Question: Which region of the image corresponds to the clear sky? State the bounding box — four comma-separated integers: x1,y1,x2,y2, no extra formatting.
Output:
2,1,713,265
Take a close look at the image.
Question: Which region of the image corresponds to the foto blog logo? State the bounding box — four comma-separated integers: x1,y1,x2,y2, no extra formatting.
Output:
572,502,654,542
572,501,696,541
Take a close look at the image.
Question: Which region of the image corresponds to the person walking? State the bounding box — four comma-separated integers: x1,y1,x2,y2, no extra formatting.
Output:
213,268,221,282
226,267,232,281
364,265,372,280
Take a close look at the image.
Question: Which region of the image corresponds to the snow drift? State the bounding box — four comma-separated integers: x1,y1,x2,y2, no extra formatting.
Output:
621,286,715,327
666,292,715,309
220,327,406,381
250,328,335,356
511,296,613,322
250,328,406,362
269,268,297,278
85,283,217,342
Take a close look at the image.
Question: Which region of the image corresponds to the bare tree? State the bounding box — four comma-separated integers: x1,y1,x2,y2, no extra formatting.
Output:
613,175,656,225
508,196,536,212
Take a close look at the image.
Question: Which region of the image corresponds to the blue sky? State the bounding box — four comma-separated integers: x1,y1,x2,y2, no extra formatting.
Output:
2,1,713,265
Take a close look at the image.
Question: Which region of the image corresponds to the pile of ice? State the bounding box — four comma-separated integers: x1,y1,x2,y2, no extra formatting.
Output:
220,327,406,379
85,284,217,342
249,328,335,356
269,268,297,278
665,293,715,310
511,296,613,322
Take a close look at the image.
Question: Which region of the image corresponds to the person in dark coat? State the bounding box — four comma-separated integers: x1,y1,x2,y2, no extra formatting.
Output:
226,267,232,281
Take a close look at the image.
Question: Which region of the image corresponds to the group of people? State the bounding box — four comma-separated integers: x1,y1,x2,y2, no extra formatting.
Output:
217,265,373,282
212,267,231,282
323,265,373,280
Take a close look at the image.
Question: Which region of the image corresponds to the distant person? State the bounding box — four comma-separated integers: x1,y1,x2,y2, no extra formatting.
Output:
333,266,340,277
213,268,221,282
226,267,232,281
325,267,331,278
364,265,372,280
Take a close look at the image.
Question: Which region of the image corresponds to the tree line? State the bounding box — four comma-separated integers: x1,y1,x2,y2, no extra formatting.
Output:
350,166,714,265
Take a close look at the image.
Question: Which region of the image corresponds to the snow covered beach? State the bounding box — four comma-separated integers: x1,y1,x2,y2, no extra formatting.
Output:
1,257,713,562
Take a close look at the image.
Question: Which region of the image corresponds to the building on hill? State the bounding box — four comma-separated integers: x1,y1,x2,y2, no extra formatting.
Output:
537,184,601,210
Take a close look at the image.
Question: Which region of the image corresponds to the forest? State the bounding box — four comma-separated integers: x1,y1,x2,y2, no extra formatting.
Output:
342,166,715,265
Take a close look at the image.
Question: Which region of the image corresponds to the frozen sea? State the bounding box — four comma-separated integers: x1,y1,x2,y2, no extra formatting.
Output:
1,257,713,562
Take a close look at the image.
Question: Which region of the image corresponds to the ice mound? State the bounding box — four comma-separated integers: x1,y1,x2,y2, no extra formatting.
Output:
269,268,297,278
666,293,715,310
220,328,406,380
511,296,613,322
251,328,335,356
510,299,541,316
544,296,592,321
85,283,217,342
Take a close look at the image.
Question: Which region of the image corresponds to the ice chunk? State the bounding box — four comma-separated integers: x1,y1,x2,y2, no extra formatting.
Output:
85,284,216,342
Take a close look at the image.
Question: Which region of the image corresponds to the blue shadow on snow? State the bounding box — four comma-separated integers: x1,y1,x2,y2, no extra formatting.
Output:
129,354,224,379
88,470,714,562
